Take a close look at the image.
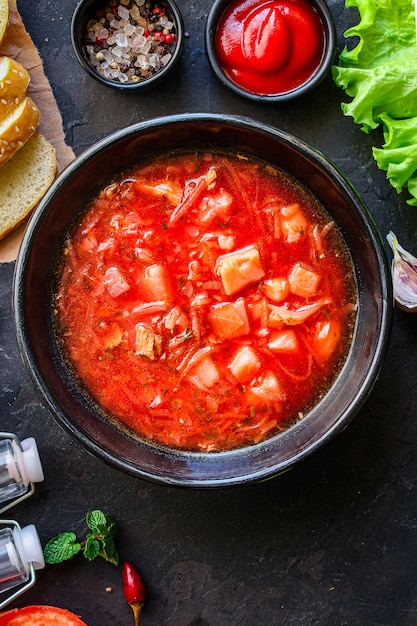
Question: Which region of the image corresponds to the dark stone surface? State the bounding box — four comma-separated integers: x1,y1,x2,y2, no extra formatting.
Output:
1,0,417,624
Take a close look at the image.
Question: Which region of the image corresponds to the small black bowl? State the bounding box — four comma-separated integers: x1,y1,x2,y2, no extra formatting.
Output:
205,0,336,102
71,0,184,90
13,114,392,488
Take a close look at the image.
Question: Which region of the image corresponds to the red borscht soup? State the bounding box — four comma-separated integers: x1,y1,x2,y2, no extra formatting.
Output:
54,151,357,452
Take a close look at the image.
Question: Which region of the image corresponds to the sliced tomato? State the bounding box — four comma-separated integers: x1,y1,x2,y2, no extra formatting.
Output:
0,605,88,625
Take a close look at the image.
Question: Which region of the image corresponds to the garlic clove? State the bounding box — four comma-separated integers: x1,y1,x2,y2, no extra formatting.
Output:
387,231,417,312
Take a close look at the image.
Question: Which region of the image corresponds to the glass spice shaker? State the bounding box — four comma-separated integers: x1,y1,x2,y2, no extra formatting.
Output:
0,433,44,514
0,519,45,609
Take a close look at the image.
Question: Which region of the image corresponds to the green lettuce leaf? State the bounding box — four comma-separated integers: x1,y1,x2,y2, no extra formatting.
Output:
332,0,417,204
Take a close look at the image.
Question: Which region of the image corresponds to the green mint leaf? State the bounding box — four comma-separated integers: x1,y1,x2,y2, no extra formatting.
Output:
99,537,119,566
102,514,118,539
86,509,107,533
44,510,119,566
84,535,101,561
44,532,81,564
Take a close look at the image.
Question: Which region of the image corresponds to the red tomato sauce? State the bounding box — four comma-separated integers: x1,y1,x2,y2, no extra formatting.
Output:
214,0,325,95
54,151,356,452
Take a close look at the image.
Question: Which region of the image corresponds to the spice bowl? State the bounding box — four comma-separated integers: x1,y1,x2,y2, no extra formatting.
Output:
71,0,184,90
13,114,392,488
205,0,336,102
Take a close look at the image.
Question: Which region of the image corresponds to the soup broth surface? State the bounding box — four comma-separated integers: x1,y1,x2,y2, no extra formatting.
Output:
55,151,357,451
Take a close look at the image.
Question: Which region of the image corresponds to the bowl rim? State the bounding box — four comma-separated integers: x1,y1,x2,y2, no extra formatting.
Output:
71,0,184,90
13,113,393,487
205,0,337,102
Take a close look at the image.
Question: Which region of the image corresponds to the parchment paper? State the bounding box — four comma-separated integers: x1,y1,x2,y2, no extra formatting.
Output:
0,0,75,262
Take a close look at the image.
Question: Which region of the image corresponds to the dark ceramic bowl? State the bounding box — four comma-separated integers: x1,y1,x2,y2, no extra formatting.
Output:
13,114,392,488
205,0,336,102
71,0,184,90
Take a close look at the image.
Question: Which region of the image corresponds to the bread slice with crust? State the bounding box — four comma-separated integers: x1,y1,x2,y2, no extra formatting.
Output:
0,56,30,121
0,132,57,240
0,95,40,167
0,0,8,46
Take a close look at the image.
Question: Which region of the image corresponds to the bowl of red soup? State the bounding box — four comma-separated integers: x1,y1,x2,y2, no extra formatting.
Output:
205,0,336,101
13,114,392,487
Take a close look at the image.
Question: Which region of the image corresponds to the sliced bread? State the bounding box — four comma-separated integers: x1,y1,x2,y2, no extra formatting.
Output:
0,132,57,240
0,95,40,167
0,56,30,121
0,0,8,46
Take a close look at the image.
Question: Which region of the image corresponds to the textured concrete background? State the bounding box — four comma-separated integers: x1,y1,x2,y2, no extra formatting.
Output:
1,1,417,624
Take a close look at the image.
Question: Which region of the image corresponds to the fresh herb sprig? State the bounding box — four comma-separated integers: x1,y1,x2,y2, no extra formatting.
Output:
44,509,119,566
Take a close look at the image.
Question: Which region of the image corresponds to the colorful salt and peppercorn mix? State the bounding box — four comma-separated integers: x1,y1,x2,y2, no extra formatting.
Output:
85,0,178,84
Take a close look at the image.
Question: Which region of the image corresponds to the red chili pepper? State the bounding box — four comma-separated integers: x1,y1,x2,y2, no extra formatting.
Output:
122,561,146,626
